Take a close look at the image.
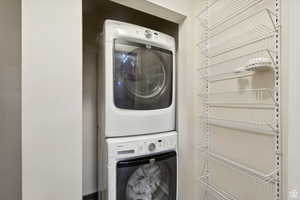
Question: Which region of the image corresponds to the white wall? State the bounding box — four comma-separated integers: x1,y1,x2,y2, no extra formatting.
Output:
288,0,300,198
22,0,82,199
281,1,289,199
110,0,187,23
177,15,196,200
145,0,191,16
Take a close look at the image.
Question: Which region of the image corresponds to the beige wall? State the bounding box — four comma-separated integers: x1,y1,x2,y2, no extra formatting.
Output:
287,0,300,198
22,0,83,199
177,15,196,200
0,0,21,199
110,0,186,23
146,0,191,16
274,1,300,199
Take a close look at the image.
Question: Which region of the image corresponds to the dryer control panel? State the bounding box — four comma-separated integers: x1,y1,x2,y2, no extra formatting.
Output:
104,19,175,51
106,132,177,160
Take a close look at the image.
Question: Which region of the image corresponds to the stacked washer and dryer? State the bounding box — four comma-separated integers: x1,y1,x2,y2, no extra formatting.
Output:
98,20,177,200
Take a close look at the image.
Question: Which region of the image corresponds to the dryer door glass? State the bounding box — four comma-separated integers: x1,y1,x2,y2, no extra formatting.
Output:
114,39,173,110
116,151,177,200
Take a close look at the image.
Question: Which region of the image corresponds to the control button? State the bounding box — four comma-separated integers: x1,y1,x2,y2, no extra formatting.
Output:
145,30,152,39
148,143,156,152
139,145,144,153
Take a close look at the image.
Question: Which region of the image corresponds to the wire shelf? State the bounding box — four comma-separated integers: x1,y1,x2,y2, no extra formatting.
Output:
208,152,279,182
199,116,278,135
197,0,264,31
199,88,277,108
198,49,277,82
198,153,278,200
199,176,239,200
199,71,254,82
198,9,278,58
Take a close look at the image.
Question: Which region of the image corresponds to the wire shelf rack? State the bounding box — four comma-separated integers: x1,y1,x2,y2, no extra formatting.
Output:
199,71,254,83
197,0,281,199
199,176,239,200
198,9,279,58
197,0,264,31
198,152,278,200
198,49,277,82
199,88,277,108
199,116,278,135
208,152,279,182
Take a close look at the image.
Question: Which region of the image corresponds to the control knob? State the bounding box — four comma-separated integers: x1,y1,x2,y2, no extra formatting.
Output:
148,143,156,152
145,30,152,39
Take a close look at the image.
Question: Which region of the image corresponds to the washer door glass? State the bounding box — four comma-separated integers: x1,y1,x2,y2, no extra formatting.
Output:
114,39,173,110
117,151,177,200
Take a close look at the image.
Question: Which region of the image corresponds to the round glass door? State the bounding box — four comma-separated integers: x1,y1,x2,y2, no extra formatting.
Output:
126,163,170,200
121,49,166,99
114,39,173,110
117,152,177,200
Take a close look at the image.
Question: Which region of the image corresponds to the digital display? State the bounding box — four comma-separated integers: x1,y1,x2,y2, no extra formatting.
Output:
118,150,135,155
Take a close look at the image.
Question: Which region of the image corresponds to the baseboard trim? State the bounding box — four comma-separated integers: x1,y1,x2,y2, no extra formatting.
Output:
83,192,98,200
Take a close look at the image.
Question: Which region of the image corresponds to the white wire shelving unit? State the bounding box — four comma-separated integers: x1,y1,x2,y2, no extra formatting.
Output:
199,176,239,200
199,116,278,136
199,88,278,109
197,8,279,58
208,152,279,183
196,0,281,199
197,0,264,32
197,49,277,82
197,152,278,200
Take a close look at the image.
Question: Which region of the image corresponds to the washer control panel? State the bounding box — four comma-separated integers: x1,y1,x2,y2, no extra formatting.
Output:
107,132,177,159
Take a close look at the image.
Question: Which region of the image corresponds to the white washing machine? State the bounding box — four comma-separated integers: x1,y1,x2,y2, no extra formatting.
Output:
98,131,178,200
98,20,176,138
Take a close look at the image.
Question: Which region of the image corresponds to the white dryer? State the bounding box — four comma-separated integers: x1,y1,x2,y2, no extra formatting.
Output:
98,20,176,137
98,131,178,200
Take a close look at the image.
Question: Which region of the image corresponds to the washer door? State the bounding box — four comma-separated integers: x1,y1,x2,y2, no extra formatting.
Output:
114,39,173,110
116,151,177,200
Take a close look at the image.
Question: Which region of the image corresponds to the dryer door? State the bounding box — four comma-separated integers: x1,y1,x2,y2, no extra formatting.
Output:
116,151,177,200
114,39,173,110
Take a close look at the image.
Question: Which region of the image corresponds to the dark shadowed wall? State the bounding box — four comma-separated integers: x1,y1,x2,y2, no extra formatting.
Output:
0,0,21,199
